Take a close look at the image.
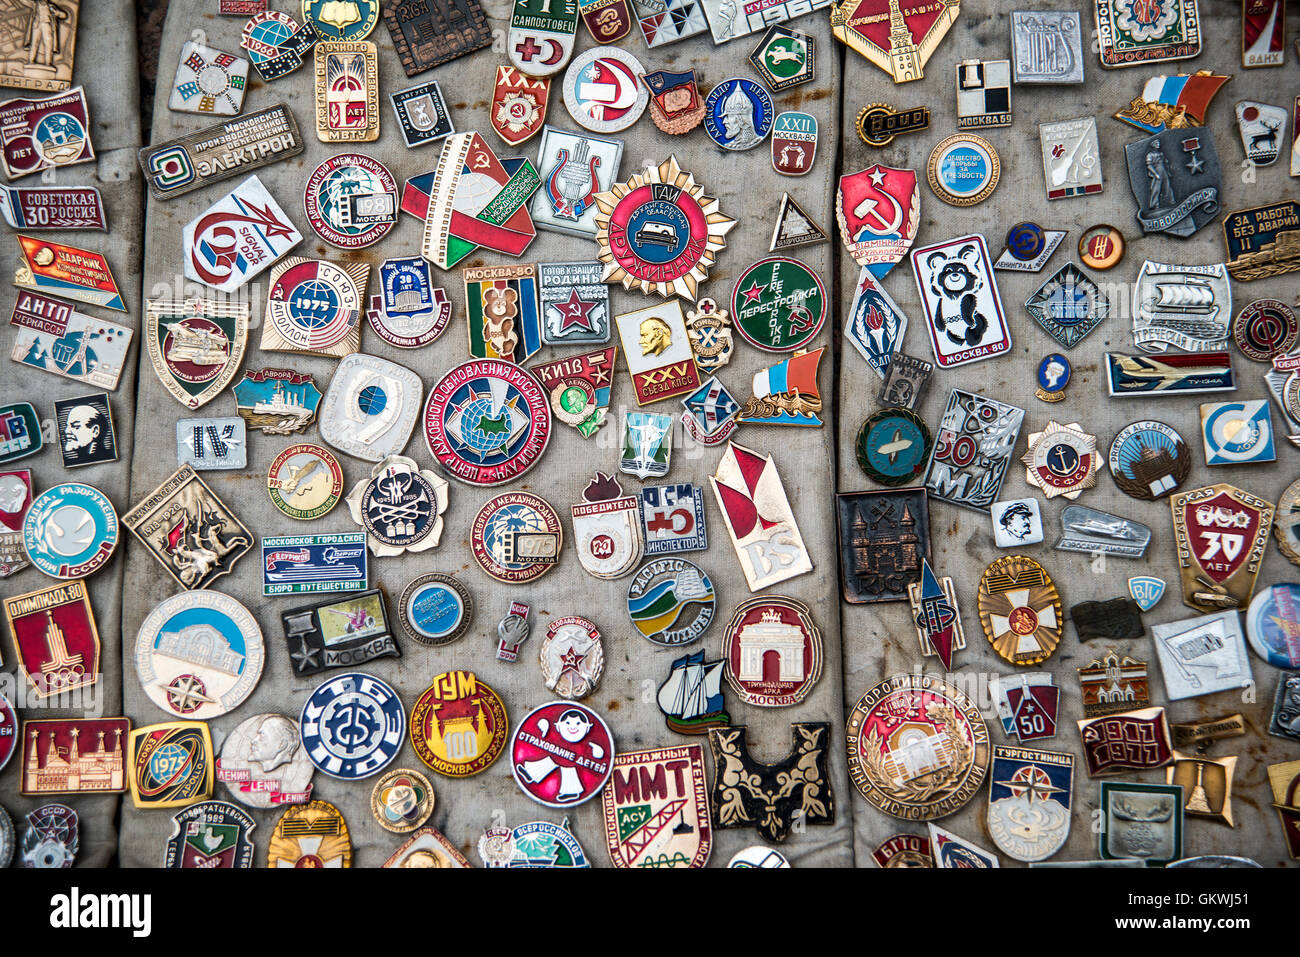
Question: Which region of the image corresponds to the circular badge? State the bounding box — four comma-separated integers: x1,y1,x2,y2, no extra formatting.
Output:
34,113,86,167
927,133,999,207
1276,478,1300,567
303,154,396,249
399,574,472,646
267,444,343,520
409,670,508,777
302,0,377,40
510,702,614,808
1004,222,1045,261
0,691,16,773
595,157,734,300
471,492,563,583
847,673,990,820
563,47,649,133
730,257,826,351
727,846,790,868
703,77,774,151
539,617,604,700
218,712,315,809
1247,584,1300,668
266,259,363,353
1233,299,1298,362
347,454,447,555
300,673,404,780
22,483,117,579
1078,224,1124,270
370,767,435,833
977,555,1063,666
136,592,265,720
241,13,302,72
1108,420,1190,501
723,596,823,707
856,408,931,486
424,359,551,486
267,800,352,868
627,558,715,646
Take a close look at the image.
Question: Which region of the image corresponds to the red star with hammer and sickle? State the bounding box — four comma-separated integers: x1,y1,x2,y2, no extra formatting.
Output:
560,647,586,673
739,281,766,305
558,288,597,332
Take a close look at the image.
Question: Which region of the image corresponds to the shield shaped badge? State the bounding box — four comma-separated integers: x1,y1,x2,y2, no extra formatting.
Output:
578,0,632,42
146,298,251,411
1170,483,1274,613
986,746,1072,862
642,69,705,134
771,111,817,175
836,164,919,278
1129,576,1166,612
571,472,644,579
602,744,712,867
508,0,578,77
491,66,550,146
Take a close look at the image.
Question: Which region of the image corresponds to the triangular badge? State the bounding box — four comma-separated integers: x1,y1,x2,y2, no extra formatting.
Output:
769,193,829,253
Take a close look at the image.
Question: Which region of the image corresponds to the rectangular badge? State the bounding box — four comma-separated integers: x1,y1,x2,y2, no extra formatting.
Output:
1105,351,1236,396
0,87,94,180
0,185,104,230
176,417,247,471
910,234,1011,368
9,291,133,389
640,483,707,554
699,0,831,44
314,41,379,142
138,104,305,200
1242,0,1285,68
281,589,398,676
21,718,130,796
530,126,624,239
924,389,1024,512
14,237,124,311
380,0,493,76
262,532,368,596
615,301,702,405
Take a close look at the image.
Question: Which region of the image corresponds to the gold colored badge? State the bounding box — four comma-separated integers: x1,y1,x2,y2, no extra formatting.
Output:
977,555,1063,666
1168,751,1237,827
267,799,352,867
314,41,379,142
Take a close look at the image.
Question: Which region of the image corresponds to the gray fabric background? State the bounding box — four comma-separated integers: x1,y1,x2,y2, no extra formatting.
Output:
836,2,1298,866
0,0,142,867
118,0,850,867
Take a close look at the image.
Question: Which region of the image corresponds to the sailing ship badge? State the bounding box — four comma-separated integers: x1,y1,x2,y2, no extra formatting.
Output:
836,164,919,278
735,348,825,428
620,412,672,480
708,723,833,841
709,441,812,592
829,0,961,83
3,580,100,698
571,471,644,579
602,744,711,868
1132,261,1229,352
122,464,252,590
1124,128,1221,238
844,267,907,378
986,746,1073,863
146,298,250,411
233,369,321,435
658,652,729,734
490,66,549,147
532,345,615,438
908,557,964,669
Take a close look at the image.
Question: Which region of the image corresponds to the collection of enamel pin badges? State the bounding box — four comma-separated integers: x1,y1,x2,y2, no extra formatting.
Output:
0,0,1298,871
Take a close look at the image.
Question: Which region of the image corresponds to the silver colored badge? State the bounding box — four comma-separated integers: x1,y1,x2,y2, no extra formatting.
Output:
0,804,11,868
497,600,531,662
1010,10,1083,83
923,389,1024,511
1054,505,1151,557
1124,128,1221,238
1150,610,1253,701
991,499,1044,548
877,353,932,410
530,126,623,239
1039,117,1102,200
1270,672,1300,743
956,59,1011,129
1025,262,1109,349
345,454,449,558
217,712,315,808
390,81,454,147
538,261,611,346
562,48,649,134
1235,101,1287,166
539,616,604,699
319,353,422,462
176,417,246,470
168,41,251,117
1132,261,1230,353
1265,353,1300,447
